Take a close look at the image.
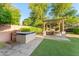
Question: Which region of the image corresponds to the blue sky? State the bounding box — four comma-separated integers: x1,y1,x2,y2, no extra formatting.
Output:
12,3,79,22
12,3,31,22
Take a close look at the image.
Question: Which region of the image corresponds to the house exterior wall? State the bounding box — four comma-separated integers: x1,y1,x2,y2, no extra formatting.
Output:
0,25,25,42
0,31,11,42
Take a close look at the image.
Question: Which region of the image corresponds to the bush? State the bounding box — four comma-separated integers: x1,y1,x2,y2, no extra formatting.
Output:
65,28,73,32
20,26,43,34
20,28,30,32
72,27,79,34
66,27,79,34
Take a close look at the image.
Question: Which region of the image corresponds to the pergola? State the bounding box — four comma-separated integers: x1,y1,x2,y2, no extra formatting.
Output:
43,19,65,36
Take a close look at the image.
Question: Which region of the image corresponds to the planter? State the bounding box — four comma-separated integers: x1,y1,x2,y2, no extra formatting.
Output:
16,32,36,43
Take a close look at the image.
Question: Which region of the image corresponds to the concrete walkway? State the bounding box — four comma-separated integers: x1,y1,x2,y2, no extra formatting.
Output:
44,35,70,41
66,34,79,38
0,37,43,56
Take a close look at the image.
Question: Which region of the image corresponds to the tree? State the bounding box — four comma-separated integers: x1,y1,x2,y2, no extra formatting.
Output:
29,3,48,27
10,7,21,25
63,7,79,28
0,4,11,24
50,3,73,18
23,18,32,26
63,8,77,17
49,3,79,30
0,3,21,25
65,16,79,28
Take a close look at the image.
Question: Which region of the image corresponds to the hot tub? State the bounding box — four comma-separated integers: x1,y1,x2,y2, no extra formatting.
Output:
16,32,36,43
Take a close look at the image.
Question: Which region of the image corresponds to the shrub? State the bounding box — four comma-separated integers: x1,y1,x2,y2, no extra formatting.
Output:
20,26,43,34
65,28,73,32
66,27,79,34
72,27,79,34
20,28,30,32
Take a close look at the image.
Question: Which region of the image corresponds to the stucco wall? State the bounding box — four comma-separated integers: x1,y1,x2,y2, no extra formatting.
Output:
0,31,11,42
0,25,24,42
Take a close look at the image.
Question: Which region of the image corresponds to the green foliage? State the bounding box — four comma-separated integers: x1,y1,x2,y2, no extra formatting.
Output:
20,26,43,34
49,3,79,30
29,3,48,27
0,3,20,25
20,28,30,32
50,3,73,18
66,17,79,25
66,27,79,34
65,16,79,30
33,19,44,27
64,8,77,17
23,18,32,26
72,27,79,34
0,4,11,24
10,8,21,25
29,3,79,28
30,27,42,34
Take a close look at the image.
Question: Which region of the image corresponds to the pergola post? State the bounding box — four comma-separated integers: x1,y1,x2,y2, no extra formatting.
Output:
55,21,62,36
43,22,46,36
61,19,65,34
58,21,61,32
49,24,51,30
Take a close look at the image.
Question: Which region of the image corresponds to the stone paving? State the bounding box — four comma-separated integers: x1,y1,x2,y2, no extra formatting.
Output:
0,37,43,56
0,35,70,56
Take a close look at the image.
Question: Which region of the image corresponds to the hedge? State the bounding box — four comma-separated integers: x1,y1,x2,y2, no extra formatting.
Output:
20,26,43,34
72,27,79,34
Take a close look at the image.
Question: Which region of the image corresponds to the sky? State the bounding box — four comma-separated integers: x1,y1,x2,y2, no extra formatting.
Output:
12,3,79,23
12,3,31,22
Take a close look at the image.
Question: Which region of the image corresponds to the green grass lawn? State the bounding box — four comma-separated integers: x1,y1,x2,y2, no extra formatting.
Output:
31,37,79,56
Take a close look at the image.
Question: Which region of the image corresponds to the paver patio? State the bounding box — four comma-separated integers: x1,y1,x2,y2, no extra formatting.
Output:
0,35,70,56
0,37,43,56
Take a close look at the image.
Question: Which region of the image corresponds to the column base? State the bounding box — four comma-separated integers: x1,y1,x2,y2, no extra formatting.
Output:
61,31,66,34
55,31,66,36
43,31,46,36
